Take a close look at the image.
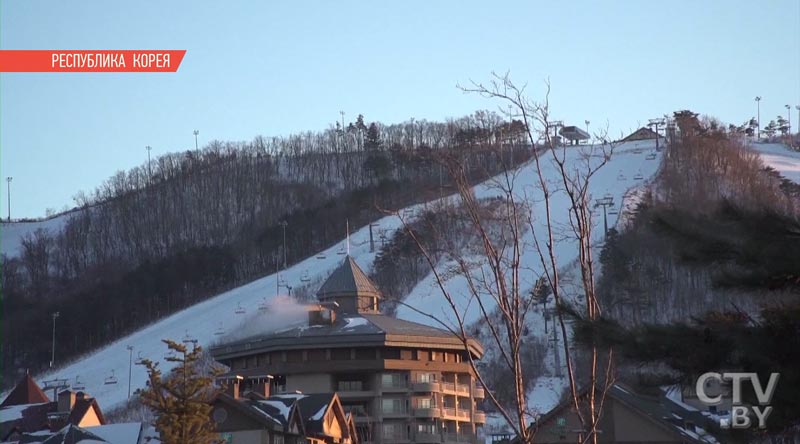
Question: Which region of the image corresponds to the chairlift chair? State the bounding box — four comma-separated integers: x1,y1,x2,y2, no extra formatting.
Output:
235,302,246,315
316,252,326,260
634,172,644,180
337,245,347,255
104,370,118,385
646,152,657,160
214,322,226,336
617,173,627,181
182,330,196,345
259,297,270,311
72,376,85,391
402,208,414,217
300,270,311,283
609,208,619,216
134,352,145,365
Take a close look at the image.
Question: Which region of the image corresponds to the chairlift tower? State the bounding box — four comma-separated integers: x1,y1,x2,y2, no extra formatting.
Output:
193,130,200,150
594,195,615,236
648,118,666,151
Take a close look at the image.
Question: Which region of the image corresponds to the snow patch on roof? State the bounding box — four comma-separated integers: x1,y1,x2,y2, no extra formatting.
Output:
0,402,48,422
311,404,327,421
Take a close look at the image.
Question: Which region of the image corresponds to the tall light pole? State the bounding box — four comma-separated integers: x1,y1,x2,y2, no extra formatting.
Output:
585,120,590,143
5,177,11,222
126,345,134,399
145,145,152,179
280,220,288,269
50,312,60,368
193,130,199,151
796,105,800,138
786,105,792,136
755,96,762,140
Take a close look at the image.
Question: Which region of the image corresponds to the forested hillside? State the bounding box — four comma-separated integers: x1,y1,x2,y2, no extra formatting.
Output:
581,111,800,439
0,111,531,388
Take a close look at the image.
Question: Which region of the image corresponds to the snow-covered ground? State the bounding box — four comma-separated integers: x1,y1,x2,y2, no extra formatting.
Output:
9,212,413,411
0,213,73,258
750,142,800,184
394,139,663,426
5,138,663,418
396,139,662,328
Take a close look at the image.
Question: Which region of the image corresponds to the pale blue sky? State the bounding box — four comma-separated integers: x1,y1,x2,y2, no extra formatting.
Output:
1,1,799,218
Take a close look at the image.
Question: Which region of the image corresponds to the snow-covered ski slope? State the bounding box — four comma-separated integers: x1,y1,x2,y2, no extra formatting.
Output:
750,142,800,184
14,138,662,413
396,139,663,329
1,213,74,258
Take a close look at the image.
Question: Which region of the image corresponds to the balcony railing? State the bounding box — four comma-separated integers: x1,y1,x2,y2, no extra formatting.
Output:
444,433,474,444
412,407,438,418
382,432,410,442
473,410,486,423
473,385,485,399
414,432,442,443
412,381,441,392
381,382,408,392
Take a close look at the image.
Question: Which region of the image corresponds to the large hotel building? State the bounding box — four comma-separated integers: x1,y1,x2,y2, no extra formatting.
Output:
211,256,487,444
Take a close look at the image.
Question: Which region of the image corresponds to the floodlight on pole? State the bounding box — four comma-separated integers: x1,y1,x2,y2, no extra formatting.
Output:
5,177,11,222
786,105,792,135
50,312,60,368
755,97,762,140
280,220,288,269
126,345,134,399
193,130,199,151
145,145,153,179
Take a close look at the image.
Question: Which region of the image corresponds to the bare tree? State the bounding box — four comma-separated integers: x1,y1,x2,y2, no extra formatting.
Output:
395,72,615,444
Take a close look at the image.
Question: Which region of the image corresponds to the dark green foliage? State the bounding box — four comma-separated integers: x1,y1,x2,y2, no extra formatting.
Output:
138,340,222,444
572,305,800,433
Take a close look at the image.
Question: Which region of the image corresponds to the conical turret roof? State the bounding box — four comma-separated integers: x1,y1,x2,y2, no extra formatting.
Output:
316,256,382,300
0,373,50,407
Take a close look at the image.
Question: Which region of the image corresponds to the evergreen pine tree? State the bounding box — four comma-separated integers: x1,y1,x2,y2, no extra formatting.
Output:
138,340,222,444
365,123,382,151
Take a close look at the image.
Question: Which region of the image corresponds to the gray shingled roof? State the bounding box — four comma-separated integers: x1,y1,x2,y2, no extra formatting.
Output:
211,313,483,361
316,256,381,299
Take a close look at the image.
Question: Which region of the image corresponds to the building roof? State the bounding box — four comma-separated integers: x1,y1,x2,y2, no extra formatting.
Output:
40,423,108,444
532,383,719,444
559,126,590,141
316,256,382,300
1,375,50,407
67,397,105,426
211,312,483,361
621,127,662,142
211,255,483,361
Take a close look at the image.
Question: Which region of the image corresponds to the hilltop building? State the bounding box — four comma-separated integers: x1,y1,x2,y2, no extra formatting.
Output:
210,256,487,444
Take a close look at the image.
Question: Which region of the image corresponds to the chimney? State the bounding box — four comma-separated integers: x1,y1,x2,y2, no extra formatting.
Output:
223,376,243,399
58,390,76,413
250,375,273,398
308,303,337,326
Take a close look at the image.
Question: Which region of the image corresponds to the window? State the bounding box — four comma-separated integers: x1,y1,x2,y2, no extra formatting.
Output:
338,380,363,391
332,348,351,360
416,398,435,409
383,423,403,438
417,423,436,434
431,351,438,361
382,398,404,414
355,348,374,360
382,373,405,388
416,373,436,383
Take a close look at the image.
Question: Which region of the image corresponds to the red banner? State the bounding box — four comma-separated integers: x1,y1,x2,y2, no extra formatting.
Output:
0,50,186,72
